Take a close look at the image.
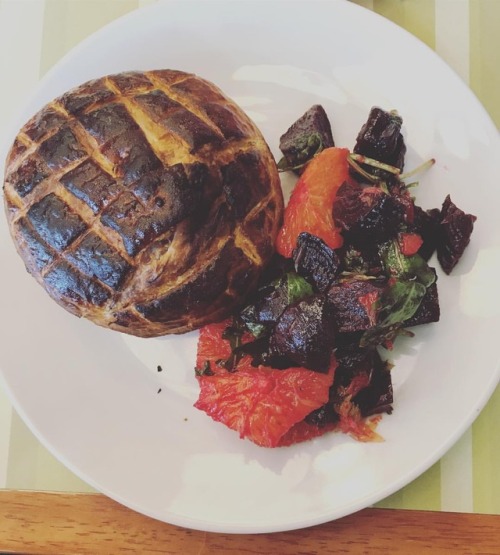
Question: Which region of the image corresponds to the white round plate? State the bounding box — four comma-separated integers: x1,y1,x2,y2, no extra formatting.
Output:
1,0,499,534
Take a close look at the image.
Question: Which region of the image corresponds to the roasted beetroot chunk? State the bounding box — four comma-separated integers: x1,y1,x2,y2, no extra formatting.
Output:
437,195,476,274
353,106,406,174
279,105,335,173
293,232,341,293
338,242,384,277
404,281,440,327
412,205,441,261
327,280,383,333
336,346,393,417
269,296,334,373
333,181,404,245
240,281,290,333
235,335,295,370
333,181,383,230
351,353,393,417
239,272,312,338
310,346,394,423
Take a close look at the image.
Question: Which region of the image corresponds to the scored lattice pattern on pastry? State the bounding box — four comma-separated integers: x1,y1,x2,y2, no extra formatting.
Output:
3,70,283,337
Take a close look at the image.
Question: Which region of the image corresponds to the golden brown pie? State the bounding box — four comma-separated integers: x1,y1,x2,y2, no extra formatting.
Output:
3,70,283,337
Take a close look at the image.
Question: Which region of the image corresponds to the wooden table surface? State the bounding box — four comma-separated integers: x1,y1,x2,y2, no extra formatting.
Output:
0,491,499,554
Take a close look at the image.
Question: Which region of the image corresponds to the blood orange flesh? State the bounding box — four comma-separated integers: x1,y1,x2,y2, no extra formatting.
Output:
276,147,350,258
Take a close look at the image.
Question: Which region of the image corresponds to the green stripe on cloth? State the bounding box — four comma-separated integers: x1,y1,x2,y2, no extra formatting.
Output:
40,0,139,77
6,412,95,492
376,461,442,511
469,0,500,127
373,0,436,49
472,385,500,513
469,0,500,511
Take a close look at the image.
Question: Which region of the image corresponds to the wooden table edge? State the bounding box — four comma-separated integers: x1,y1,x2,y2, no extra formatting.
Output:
0,490,499,554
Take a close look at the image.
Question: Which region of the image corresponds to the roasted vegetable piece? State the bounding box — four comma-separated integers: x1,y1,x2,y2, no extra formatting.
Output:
327,279,383,333
239,282,288,338
403,282,440,327
278,105,335,173
353,106,406,177
269,295,334,373
334,346,393,418
293,232,341,293
351,355,393,417
411,205,441,260
239,272,313,338
338,242,383,276
333,181,405,246
234,335,294,369
333,181,383,231
437,195,476,274
308,346,393,428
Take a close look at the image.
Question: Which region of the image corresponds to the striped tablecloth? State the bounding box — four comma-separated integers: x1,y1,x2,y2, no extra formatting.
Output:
0,0,498,516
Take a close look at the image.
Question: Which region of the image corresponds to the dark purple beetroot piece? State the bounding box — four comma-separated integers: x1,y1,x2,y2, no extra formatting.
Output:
269,295,334,373
411,205,441,260
333,181,404,245
293,232,340,293
437,195,476,274
351,353,393,417
239,279,290,335
403,281,440,327
353,106,406,175
278,105,335,173
309,346,393,424
235,335,295,370
327,280,383,333
338,242,384,277
333,181,383,230
334,347,393,417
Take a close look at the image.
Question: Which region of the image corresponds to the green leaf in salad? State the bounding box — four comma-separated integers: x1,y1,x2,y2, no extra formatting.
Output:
286,271,314,304
243,321,267,339
277,133,323,172
360,279,427,347
379,240,436,288
379,280,428,326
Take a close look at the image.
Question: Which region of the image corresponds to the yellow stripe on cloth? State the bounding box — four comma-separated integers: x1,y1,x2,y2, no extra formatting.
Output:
6,412,95,492
473,385,500,513
373,0,436,49
469,0,500,127
376,461,442,511
40,0,140,77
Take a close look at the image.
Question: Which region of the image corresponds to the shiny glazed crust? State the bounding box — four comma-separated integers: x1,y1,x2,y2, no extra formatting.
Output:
3,70,283,337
